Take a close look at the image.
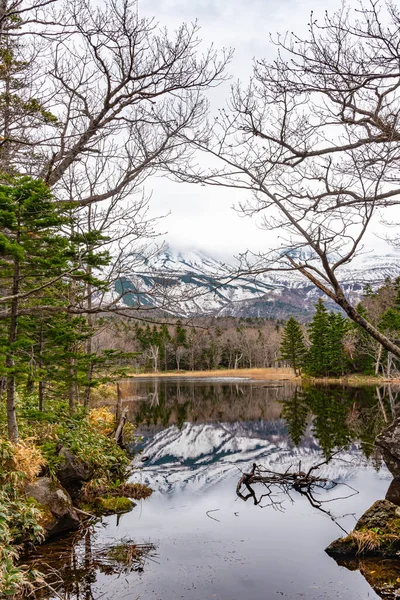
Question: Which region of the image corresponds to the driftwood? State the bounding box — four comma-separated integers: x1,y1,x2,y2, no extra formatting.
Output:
236,454,358,534
115,382,123,424
114,407,129,445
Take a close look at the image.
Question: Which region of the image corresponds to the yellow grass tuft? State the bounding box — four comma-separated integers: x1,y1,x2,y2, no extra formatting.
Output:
351,530,382,554
88,407,115,435
12,440,46,484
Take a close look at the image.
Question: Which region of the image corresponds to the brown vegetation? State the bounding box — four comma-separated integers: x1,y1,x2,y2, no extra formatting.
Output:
132,367,296,380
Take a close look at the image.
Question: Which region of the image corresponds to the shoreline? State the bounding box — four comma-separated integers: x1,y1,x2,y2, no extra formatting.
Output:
127,368,400,386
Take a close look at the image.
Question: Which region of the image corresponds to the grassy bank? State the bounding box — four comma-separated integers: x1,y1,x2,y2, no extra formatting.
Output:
303,374,400,386
132,367,297,381
129,367,399,385
0,401,146,598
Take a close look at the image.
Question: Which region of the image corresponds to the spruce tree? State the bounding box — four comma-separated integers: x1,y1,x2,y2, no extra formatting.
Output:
279,316,307,376
327,313,349,376
352,303,376,374
305,299,350,377
306,299,331,377
0,177,71,440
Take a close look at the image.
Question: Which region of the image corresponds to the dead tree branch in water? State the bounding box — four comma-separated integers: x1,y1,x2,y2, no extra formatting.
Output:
236,455,358,534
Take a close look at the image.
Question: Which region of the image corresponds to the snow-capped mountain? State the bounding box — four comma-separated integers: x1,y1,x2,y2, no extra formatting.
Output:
116,248,400,319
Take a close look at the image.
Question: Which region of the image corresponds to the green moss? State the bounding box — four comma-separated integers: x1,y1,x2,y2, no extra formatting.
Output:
92,496,135,516
81,481,152,504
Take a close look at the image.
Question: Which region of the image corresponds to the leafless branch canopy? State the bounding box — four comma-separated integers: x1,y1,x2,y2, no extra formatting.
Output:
171,0,400,356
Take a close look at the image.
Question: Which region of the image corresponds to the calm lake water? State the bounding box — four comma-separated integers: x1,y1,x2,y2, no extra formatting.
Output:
31,378,400,600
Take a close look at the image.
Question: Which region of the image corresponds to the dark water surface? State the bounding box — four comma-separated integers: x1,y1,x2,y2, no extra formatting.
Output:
34,379,400,599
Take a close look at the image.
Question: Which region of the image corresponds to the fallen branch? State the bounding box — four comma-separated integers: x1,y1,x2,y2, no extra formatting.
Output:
236,454,358,534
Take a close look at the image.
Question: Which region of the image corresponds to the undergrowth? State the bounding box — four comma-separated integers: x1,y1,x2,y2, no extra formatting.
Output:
0,396,137,598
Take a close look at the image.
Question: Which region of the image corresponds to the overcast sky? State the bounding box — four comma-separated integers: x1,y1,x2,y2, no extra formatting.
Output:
138,0,396,260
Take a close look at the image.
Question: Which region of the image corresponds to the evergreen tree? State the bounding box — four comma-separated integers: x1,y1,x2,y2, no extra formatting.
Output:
305,299,350,377
0,177,71,440
352,302,376,374
279,317,307,375
306,299,331,377
327,312,349,376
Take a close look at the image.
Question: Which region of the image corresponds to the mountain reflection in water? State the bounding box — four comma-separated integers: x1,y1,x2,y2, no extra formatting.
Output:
31,379,400,600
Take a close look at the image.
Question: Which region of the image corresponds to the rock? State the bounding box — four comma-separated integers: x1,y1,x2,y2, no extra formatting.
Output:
55,447,93,499
326,500,400,558
355,500,400,531
376,418,400,478
91,496,135,516
325,535,357,557
25,477,80,538
386,479,400,506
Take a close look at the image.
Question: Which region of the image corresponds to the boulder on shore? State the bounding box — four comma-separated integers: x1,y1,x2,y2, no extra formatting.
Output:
376,418,400,478
326,500,400,558
25,477,80,538
386,478,400,506
55,446,93,499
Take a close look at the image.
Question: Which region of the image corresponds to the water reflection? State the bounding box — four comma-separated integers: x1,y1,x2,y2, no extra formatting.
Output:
26,379,400,600
124,379,399,462
121,378,290,429
24,526,157,599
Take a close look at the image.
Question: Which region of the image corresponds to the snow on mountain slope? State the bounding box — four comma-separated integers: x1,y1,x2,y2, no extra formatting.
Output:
132,421,385,495
117,247,400,319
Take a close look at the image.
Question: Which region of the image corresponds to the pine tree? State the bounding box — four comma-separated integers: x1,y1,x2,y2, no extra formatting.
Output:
279,316,307,376
306,299,331,377
0,177,71,440
327,313,349,376
352,302,376,374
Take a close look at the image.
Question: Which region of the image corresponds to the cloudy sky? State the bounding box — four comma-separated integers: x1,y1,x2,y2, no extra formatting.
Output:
139,0,395,260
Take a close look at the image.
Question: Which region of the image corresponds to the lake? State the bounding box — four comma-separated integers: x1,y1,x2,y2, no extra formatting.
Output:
29,378,400,599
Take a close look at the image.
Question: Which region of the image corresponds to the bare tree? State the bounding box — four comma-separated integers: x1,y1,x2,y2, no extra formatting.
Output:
0,0,231,309
0,0,230,440
174,0,400,358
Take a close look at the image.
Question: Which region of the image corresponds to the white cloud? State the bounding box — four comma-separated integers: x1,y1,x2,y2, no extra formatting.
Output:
136,0,395,261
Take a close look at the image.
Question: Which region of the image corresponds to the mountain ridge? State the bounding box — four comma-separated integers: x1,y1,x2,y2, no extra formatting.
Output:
116,247,400,319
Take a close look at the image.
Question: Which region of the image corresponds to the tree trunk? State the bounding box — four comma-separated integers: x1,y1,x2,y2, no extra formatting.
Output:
115,382,122,425
38,380,45,412
6,254,20,442
37,321,45,411
375,344,383,376
84,210,94,408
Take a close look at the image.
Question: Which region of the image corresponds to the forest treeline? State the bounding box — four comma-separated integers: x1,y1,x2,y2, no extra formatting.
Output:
280,279,400,378
95,316,282,373
90,277,400,378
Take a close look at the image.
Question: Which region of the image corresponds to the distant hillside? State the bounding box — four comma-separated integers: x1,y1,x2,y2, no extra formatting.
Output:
114,248,400,320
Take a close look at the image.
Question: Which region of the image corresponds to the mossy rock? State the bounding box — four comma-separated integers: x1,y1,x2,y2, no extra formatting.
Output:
24,477,80,538
91,496,135,516
326,500,400,558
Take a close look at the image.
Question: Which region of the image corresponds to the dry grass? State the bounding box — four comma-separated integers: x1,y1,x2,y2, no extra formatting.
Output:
12,440,46,484
88,407,115,435
132,367,297,381
130,368,400,385
305,374,400,386
351,530,382,554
